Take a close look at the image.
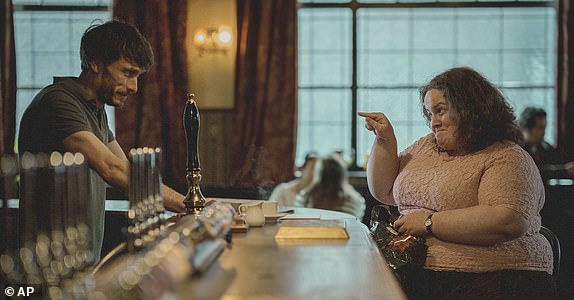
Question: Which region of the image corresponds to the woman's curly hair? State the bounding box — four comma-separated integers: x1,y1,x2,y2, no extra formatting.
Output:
419,67,524,153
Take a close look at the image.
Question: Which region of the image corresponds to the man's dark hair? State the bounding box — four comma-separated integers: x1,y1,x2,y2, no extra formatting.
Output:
519,107,547,130
80,20,153,72
419,67,524,152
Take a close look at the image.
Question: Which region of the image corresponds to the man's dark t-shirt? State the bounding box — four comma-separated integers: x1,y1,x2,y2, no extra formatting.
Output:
523,141,570,181
18,77,115,263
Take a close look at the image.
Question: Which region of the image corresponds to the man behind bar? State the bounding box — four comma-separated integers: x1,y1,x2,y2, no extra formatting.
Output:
18,20,185,263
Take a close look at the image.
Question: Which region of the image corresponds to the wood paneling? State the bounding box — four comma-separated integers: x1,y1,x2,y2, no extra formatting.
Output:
198,109,234,186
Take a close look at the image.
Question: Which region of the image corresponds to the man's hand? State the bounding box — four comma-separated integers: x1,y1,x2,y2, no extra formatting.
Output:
161,184,185,213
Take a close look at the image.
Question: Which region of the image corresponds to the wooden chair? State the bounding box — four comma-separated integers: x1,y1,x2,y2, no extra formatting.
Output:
540,226,561,280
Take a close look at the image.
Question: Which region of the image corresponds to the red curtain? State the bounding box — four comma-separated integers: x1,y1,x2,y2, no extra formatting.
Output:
1,0,16,154
113,0,190,186
557,0,574,161
231,0,298,186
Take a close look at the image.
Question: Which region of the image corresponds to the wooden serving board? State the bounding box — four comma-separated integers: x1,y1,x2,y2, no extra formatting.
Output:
274,219,349,239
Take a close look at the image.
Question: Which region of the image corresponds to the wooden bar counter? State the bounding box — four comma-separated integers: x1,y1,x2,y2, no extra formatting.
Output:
172,200,407,299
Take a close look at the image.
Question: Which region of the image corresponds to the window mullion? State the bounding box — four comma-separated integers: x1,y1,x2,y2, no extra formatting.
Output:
351,2,359,169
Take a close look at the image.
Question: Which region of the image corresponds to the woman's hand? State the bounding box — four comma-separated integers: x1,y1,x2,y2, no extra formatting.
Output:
358,112,396,142
393,211,431,237
393,206,529,245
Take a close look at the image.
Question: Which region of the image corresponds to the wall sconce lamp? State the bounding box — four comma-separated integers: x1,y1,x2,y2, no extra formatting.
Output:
193,26,233,56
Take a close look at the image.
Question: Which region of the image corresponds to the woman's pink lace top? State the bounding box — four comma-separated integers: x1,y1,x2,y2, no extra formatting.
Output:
395,134,552,274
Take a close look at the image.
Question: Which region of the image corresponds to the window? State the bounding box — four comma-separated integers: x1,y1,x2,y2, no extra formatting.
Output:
13,0,112,151
297,0,556,168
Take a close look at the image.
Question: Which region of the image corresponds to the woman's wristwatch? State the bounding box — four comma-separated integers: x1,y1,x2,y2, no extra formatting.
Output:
424,213,434,235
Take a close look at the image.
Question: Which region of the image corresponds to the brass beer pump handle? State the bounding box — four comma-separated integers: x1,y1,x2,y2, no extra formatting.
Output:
183,93,206,214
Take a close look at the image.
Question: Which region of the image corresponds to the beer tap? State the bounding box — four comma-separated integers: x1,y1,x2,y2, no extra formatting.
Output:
183,93,206,215
1,154,19,283
153,148,167,232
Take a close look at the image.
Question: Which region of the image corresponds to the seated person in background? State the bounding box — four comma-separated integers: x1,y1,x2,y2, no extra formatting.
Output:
269,152,318,206
296,154,366,219
359,67,555,299
519,106,574,180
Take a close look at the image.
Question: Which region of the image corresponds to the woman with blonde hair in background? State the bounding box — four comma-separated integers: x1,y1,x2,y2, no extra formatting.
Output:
297,153,366,219
269,152,318,206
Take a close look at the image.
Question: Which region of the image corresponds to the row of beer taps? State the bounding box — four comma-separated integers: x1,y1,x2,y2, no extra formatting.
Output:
126,147,168,252
1,149,235,299
0,94,233,298
93,201,235,299
1,152,95,299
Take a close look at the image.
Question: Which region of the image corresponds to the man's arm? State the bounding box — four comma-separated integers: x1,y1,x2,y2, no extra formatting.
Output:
535,142,574,179
107,139,128,161
107,140,185,212
62,131,184,212
63,131,129,187
540,161,574,179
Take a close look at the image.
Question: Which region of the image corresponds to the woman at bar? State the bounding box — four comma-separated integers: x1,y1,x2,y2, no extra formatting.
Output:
359,67,555,299
297,153,365,219
269,152,318,206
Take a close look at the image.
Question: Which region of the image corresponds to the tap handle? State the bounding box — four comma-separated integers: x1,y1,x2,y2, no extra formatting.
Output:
183,93,200,171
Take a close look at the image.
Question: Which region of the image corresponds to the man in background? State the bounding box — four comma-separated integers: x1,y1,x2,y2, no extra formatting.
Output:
18,20,185,263
519,107,574,181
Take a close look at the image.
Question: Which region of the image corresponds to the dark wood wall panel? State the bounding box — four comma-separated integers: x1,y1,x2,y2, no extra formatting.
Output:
198,109,234,187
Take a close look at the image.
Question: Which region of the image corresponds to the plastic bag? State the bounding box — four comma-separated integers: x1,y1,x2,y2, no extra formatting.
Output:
369,205,428,270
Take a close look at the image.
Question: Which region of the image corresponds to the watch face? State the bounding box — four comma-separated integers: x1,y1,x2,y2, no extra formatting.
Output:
425,219,432,227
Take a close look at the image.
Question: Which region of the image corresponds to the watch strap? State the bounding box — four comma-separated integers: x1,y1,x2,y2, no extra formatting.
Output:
425,213,434,235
